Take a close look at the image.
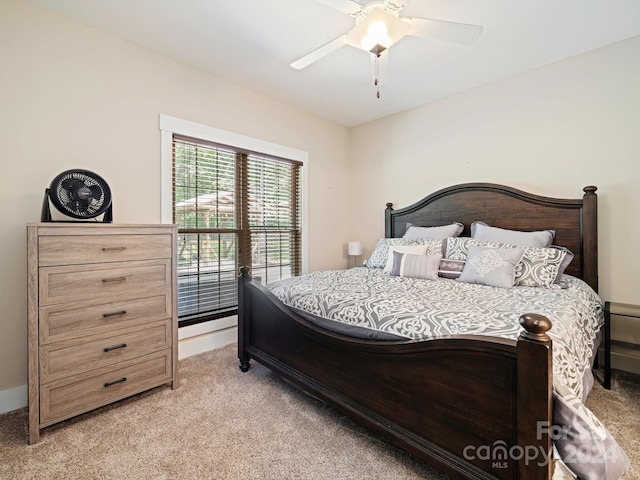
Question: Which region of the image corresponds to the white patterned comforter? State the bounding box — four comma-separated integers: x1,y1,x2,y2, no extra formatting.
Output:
268,267,604,401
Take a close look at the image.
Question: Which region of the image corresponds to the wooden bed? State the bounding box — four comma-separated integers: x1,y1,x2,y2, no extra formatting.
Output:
237,183,598,480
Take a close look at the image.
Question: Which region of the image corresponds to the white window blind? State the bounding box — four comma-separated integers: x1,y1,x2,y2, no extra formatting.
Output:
172,134,302,325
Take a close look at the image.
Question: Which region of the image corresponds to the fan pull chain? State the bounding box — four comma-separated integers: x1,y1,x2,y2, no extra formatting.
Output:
374,53,381,98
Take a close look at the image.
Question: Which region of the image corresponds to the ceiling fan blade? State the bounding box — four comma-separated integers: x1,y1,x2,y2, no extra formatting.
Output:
404,17,483,45
290,35,348,69
315,0,362,16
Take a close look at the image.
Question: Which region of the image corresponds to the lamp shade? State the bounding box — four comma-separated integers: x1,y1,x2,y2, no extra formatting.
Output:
348,241,363,256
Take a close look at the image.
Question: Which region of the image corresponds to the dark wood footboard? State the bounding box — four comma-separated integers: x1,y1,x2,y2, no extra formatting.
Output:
238,268,553,480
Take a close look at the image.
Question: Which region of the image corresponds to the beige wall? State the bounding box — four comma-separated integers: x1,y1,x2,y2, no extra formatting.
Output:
2,0,639,398
0,2,350,393
349,35,640,305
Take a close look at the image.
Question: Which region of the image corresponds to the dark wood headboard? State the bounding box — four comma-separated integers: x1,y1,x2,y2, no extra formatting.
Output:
385,183,598,291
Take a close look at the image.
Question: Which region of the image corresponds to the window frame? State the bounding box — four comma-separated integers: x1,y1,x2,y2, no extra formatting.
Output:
160,114,309,328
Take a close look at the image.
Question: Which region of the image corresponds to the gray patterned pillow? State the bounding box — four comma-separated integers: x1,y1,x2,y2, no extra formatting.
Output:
457,245,525,288
365,238,443,269
446,238,573,288
518,245,574,287
438,258,465,279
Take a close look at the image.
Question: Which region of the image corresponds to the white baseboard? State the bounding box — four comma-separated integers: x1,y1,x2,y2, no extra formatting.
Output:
0,385,27,415
178,315,237,359
0,317,238,415
178,325,237,359
599,346,640,376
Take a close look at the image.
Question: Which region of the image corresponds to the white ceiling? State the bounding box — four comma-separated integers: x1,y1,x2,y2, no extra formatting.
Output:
28,0,640,127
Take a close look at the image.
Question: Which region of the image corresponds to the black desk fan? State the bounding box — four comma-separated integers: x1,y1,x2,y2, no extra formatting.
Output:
41,169,113,222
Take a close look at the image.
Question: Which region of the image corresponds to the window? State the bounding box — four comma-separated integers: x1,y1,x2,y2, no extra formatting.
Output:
160,115,307,328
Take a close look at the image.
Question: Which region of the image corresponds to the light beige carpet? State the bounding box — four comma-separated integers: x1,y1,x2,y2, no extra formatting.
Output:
1,344,638,479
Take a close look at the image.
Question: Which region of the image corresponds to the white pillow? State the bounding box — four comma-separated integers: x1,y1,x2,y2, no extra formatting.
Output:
383,245,430,273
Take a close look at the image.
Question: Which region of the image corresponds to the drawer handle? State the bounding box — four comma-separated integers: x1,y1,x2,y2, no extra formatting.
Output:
103,343,127,353
103,310,127,318
102,246,127,251
104,377,127,388
102,276,127,283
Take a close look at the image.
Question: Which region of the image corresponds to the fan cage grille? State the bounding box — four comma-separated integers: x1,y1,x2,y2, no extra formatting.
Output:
49,170,112,220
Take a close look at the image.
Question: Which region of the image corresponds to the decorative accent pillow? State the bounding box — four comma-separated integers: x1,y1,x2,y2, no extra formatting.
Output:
446,238,573,288
518,245,574,287
457,245,525,288
390,252,442,280
403,222,464,240
365,238,443,269
383,245,432,273
438,258,465,279
471,221,555,248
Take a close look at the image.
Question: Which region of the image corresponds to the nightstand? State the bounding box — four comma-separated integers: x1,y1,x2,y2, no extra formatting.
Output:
603,301,640,390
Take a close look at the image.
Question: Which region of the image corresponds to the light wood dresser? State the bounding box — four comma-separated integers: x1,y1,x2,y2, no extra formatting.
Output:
27,223,178,444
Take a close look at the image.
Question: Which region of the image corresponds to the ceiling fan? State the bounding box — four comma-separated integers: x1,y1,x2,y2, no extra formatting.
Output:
291,0,483,96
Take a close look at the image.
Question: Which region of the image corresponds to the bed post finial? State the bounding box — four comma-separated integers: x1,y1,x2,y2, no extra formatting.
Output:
385,203,394,238
583,185,597,196
519,313,552,343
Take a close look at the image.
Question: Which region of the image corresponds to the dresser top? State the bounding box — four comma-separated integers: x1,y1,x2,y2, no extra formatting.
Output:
28,223,177,227
28,223,177,235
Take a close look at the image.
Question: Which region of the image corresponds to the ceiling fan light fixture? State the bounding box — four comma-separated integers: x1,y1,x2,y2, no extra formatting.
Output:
346,7,411,53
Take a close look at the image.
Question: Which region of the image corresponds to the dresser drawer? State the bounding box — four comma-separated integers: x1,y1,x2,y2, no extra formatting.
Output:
38,234,172,267
40,293,171,345
39,260,171,306
39,349,172,427
40,320,172,383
